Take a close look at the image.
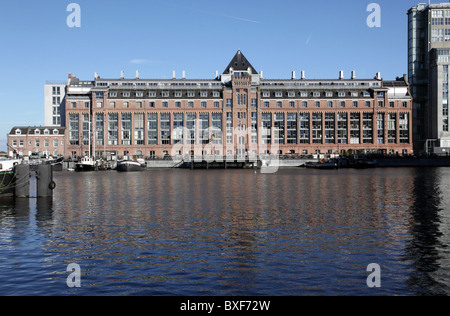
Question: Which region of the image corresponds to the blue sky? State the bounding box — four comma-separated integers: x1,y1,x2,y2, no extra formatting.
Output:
0,0,434,151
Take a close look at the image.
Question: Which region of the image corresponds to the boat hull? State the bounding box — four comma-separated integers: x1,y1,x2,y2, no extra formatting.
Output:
0,171,15,195
117,162,145,172
75,164,97,172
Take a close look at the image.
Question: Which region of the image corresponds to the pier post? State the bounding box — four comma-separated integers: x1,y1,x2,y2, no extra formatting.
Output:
14,164,30,198
37,164,54,198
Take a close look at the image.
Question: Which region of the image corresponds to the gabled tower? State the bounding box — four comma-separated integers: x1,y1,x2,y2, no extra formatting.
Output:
220,50,261,84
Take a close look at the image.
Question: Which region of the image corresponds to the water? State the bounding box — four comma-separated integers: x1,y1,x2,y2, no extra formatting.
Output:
1,167,450,296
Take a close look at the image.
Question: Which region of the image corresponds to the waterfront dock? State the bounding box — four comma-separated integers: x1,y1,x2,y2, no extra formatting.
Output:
55,154,450,171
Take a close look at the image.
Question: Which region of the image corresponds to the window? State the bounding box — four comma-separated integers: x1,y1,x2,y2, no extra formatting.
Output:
287,113,297,144
173,113,184,145
134,113,144,145
123,92,130,97
226,99,232,107
108,113,118,145
201,101,207,108
110,92,117,97
69,114,79,146
147,113,158,145
96,113,104,146
121,113,131,145
160,113,171,145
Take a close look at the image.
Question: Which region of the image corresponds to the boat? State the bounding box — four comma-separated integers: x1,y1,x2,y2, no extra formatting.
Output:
305,159,339,169
75,156,98,172
0,159,21,195
117,158,146,172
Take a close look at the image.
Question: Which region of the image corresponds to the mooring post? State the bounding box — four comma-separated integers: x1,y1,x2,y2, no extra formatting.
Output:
37,164,55,198
14,164,30,198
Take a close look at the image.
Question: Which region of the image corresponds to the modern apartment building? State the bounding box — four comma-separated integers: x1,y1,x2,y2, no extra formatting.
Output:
44,82,66,126
408,2,450,154
63,50,413,159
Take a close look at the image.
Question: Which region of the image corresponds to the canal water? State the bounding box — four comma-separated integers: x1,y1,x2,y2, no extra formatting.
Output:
0,167,450,296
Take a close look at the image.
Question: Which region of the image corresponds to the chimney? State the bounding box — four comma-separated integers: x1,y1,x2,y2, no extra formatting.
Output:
292,71,296,80
260,70,263,78
301,71,305,79
173,70,176,79
215,70,219,79
182,70,186,79
121,71,124,79
136,70,139,79
351,71,356,79
376,72,381,80
339,70,344,79
68,72,72,79
94,72,99,80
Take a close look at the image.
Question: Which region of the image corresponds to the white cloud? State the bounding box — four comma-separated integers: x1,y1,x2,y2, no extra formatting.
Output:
130,59,163,65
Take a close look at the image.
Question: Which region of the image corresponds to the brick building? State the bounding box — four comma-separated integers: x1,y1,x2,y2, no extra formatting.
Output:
46,51,414,159
6,126,66,158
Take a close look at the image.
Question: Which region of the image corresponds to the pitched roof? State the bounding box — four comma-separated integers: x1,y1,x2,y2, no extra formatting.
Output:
223,50,258,75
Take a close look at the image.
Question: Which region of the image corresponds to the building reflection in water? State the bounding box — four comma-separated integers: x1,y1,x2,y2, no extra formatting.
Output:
3,168,450,295
405,168,450,295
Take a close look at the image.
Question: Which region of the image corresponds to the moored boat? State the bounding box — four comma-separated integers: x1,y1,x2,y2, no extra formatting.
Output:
117,158,146,172
305,159,339,169
75,156,98,172
0,159,21,195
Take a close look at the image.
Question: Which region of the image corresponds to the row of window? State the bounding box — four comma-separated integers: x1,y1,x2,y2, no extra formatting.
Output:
15,128,61,135
11,139,64,148
97,90,387,99
262,91,379,98
70,99,410,110
68,112,410,146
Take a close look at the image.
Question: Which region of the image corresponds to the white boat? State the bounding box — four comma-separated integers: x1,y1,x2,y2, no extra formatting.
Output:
117,158,146,172
75,156,97,172
0,159,21,172
0,159,21,195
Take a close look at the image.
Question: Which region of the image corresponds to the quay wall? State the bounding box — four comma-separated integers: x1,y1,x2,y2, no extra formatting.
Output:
376,158,450,167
